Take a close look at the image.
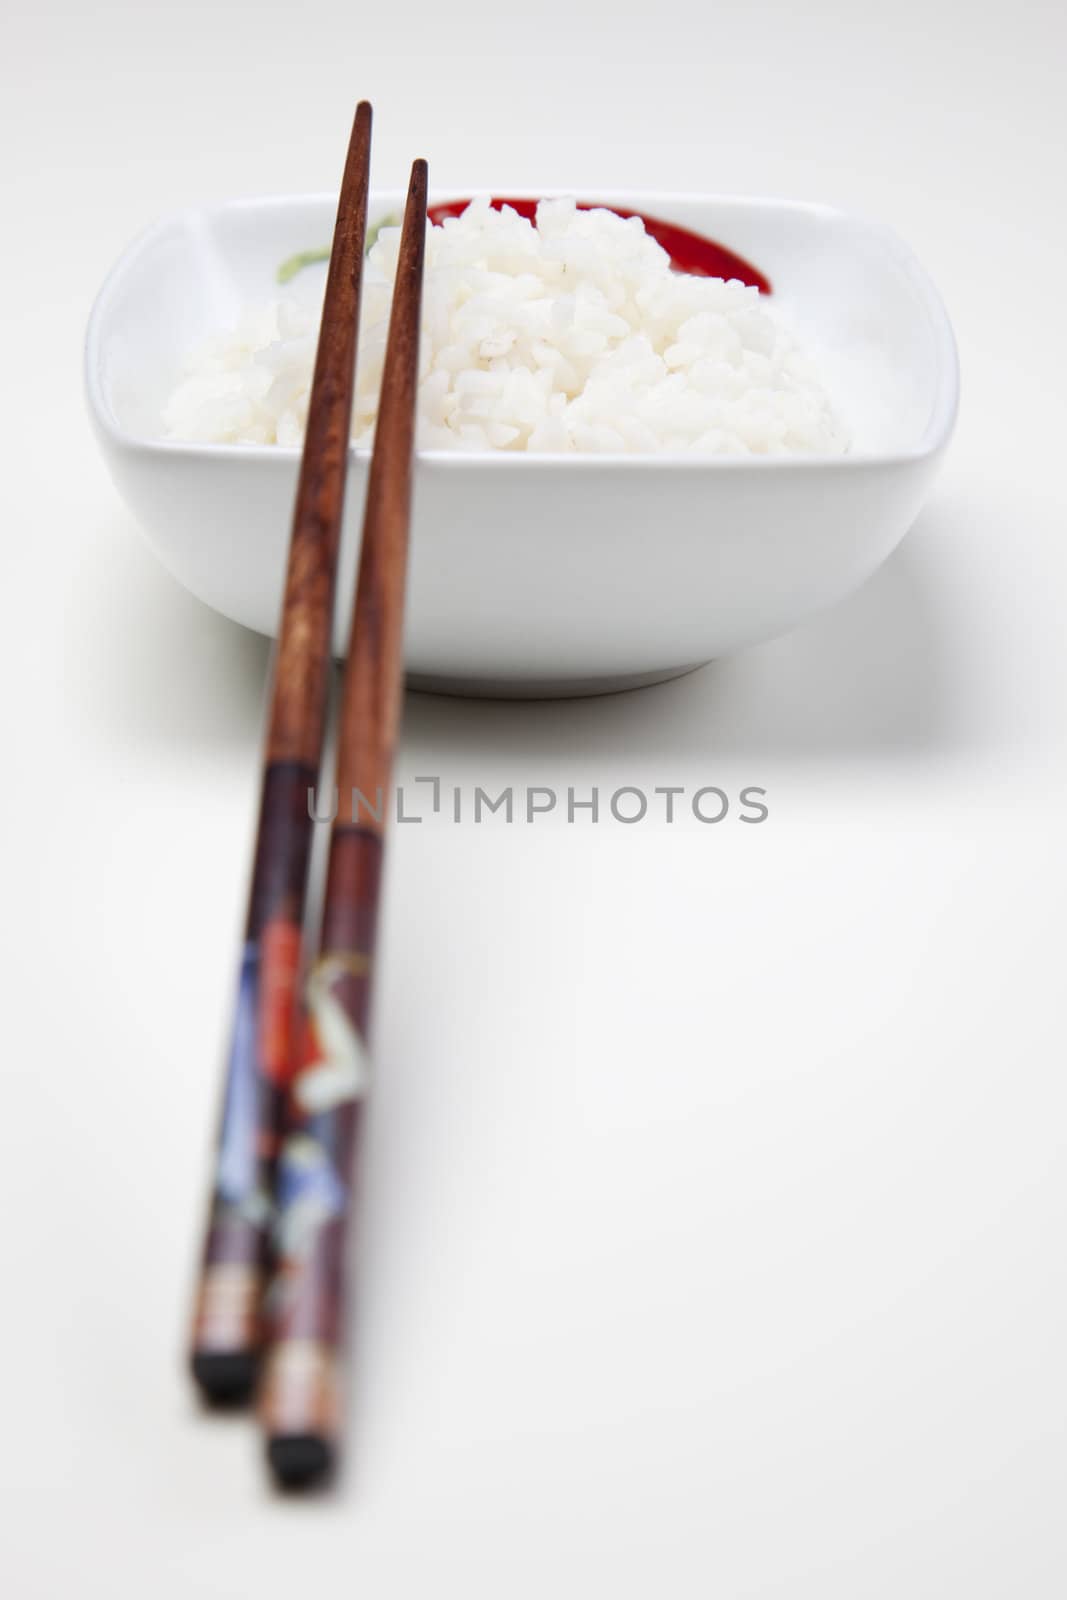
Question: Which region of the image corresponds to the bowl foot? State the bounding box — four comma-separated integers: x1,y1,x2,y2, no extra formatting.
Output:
405,661,709,701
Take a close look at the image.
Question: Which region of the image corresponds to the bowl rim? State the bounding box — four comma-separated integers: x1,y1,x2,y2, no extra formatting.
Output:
85,188,960,470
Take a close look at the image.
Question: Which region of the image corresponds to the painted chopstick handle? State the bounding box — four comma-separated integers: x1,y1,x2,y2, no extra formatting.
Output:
188,104,372,1406
259,826,382,1483
190,760,315,1403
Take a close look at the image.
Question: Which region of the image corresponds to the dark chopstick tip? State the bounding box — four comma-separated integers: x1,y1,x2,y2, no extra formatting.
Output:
191,1349,260,1409
268,1433,335,1491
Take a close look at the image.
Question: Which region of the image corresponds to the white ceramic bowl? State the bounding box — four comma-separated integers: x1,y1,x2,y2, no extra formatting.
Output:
85,191,958,697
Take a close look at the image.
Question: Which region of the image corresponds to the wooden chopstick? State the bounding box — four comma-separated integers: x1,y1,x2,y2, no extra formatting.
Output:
189,102,373,1406
259,157,428,1488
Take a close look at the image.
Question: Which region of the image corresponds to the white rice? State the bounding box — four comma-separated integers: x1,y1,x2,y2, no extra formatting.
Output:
164,197,848,457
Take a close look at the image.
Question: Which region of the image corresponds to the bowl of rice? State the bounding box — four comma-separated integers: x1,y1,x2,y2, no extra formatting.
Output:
86,191,957,696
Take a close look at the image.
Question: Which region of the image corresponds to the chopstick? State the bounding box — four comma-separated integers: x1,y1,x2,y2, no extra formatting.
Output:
189,102,373,1405
259,157,428,1488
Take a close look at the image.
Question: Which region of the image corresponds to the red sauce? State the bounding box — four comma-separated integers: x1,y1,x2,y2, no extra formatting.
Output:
426,197,771,294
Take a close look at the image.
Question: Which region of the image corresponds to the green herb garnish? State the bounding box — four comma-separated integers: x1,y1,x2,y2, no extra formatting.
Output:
276,213,400,285
276,247,330,285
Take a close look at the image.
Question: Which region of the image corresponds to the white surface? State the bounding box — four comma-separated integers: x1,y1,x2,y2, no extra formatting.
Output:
2,0,1065,1595
86,190,956,689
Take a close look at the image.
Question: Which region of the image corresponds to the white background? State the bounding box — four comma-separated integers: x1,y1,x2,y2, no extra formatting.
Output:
3,0,1065,1594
